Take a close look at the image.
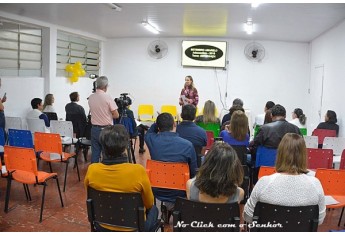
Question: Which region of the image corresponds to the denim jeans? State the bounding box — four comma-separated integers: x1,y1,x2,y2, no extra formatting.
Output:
91,126,103,163
145,205,159,232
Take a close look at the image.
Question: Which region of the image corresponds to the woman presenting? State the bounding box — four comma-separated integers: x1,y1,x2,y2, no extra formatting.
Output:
179,75,199,106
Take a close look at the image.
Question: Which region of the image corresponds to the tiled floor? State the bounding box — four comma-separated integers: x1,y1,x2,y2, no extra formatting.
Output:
0,143,344,232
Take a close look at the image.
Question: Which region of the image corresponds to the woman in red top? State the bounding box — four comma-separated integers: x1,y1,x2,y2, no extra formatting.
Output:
179,75,199,106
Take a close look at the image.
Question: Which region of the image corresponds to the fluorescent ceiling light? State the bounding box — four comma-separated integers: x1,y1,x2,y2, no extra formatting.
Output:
105,3,122,11
251,3,261,8
244,18,254,34
141,21,160,34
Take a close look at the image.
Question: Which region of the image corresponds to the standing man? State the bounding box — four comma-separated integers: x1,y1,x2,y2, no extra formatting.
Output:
88,76,119,163
0,78,7,131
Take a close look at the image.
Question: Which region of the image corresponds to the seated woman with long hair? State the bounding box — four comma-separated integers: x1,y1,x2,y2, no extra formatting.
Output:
195,100,220,124
186,142,244,203
243,133,326,224
220,110,249,147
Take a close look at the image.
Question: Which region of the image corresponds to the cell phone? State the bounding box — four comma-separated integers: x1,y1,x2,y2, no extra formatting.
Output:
3,93,6,98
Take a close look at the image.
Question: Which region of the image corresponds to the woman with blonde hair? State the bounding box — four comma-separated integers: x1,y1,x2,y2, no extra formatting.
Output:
43,93,56,113
220,110,249,147
244,133,326,224
179,75,199,106
195,100,220,124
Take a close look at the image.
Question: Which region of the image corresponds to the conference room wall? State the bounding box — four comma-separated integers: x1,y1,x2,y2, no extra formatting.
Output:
309,19,345,137
102,38,310,125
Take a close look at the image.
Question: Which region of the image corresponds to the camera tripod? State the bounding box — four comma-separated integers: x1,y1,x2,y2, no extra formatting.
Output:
117,108,136,164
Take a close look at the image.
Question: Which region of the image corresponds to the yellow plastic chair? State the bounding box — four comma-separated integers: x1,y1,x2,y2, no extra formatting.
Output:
138,104,155,122
161,105,178,122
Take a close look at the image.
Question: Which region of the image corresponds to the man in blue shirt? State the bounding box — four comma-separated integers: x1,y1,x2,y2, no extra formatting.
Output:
145,112,197,223
27,98,50,128
176,104,207,156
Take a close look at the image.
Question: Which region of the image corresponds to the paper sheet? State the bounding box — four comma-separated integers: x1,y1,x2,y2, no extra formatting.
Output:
180,95,189,105
325,195,339,205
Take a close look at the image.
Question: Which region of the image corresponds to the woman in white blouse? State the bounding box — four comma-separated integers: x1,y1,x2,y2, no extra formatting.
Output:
289,108,306,128
243,133,326,225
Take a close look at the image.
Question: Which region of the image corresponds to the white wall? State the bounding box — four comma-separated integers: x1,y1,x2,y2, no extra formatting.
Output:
0,10,312,130
310,20,345,136
103,38,310,126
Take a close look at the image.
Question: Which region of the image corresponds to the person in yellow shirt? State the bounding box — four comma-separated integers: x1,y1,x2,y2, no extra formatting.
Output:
84,124,158,231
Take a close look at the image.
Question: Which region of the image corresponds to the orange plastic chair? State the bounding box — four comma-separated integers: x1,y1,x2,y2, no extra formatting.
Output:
307,148,333,169
312,129,336,145
146,159,190,191
315,169,345,226
34,132,80,192
258,166,276,179
3,145,64,222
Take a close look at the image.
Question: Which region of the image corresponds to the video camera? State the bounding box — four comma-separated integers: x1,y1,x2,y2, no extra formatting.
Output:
115,93,132,110
89,74,99,93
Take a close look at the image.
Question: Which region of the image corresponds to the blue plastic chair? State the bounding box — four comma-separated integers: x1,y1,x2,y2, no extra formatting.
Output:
8,128,34,148
255,146,277,167
0,127,5,157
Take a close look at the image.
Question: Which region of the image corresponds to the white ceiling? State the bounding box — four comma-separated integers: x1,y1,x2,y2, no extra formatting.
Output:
1,3,345,42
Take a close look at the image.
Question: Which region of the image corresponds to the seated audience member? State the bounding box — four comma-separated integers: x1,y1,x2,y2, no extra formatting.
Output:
186,142,244,203
145,112,197,223
195,100,220,124
253,101,275,127
43,93,56,113
221,105,245,130
220,110,249,147
176,104,207,155
65,92,87,137
84,125,158,231
289,108,307,128
253,104,300,149
316,110,339,136
244,133,326,225
264,108,273,124
27,98,50,128
222,98,244,125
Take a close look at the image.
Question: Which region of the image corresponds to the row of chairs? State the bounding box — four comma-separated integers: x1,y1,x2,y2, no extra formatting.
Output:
86,159,323,232
0,131,81,222
138,104,219,123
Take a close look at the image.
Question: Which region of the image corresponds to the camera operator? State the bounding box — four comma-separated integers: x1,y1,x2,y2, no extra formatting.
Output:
88,76,119,163
114,94,147,154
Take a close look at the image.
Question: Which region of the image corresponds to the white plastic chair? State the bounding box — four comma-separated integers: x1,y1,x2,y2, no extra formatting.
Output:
304,136,318,149
322,137,345,156
27,118,46,133
50,120,78,145
5,116,22,132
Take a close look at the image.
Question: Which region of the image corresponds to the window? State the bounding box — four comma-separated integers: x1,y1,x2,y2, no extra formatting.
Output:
57,31,100,77
0,20,42,76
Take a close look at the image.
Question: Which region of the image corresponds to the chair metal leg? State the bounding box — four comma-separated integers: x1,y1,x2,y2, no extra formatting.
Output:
39,183,47,223
63,160,69,192
23,184,29,200
4,177,12,213
49,162,53,173
24,184,32,201
83,147,89,162
338,207,344,226
75,155,80,181
55,176,64,207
